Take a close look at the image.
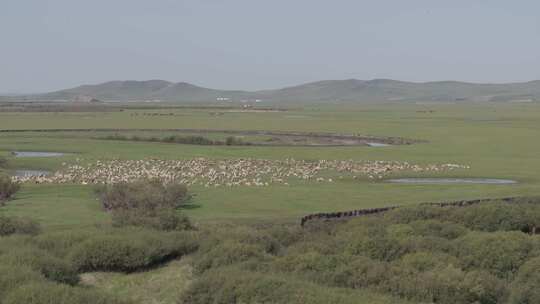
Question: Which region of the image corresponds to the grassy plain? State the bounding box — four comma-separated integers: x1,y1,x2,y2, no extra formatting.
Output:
1,102,540,303
1,103,540,228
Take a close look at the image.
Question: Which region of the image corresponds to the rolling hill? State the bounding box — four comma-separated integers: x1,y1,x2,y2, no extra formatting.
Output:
2,79,540,103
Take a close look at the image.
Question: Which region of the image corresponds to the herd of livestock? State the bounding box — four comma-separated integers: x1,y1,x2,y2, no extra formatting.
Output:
12,158,469,186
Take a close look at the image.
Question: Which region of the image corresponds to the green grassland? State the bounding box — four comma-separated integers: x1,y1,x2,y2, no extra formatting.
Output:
1,102,540,304
1,103,540,227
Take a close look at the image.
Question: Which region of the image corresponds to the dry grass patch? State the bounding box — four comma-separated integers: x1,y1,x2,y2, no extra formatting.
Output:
81,258,194,304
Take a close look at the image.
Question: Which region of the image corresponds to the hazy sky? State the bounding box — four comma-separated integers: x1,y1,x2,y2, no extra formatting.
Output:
1,0,539,92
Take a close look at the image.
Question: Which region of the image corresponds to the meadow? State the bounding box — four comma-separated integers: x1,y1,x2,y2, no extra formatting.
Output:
1,103,539,225
1,102,540,303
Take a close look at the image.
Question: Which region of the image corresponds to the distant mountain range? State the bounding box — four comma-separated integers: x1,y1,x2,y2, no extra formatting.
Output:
2,79,540,103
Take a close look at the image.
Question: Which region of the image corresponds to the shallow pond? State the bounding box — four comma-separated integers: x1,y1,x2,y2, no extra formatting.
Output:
386,178,517,185
367,142,391,147
13,169,51,177
12,151,66,158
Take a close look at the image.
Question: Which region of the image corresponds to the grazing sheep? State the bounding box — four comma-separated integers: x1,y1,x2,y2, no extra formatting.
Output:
12,158,468,187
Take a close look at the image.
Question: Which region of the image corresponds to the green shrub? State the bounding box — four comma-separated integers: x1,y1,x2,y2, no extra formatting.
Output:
508,256,540,304
345,230,409,261
0,216,41,236
449,203,532,232
0,157,7,168
383,264,506,304
95,179,189,212
228,225,283,254
452,231,533,278
33,229,96,258
181,202,540,304
95,179,193,231
0,174,20,203
461,270,508,304
192,224,296,274
273,251,359,286
69,229,198,272
0,264,44,301
3,281,130,304
0,246,79,285
274,251,346,273
399,251,459,272
398,235,454,255
386,264,466,303
331,255,390,289
197,225,284,255
340,218,398,260
410,220,469,239
383,205,447,224
428,268,506,304
193,240,269,274
0,235,31,255
284,238,341,256
265,225,304,248
111,208,193,231
181,267,391,304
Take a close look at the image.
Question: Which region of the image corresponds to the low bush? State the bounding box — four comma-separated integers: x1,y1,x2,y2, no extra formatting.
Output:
69,229,198,272
274,253,391,289
0,174,20,203
0,264,44,301
381,264,507,304
0,215,41,236
383,205,448,224
111,208,193,231
180,267,392,304
460,270,508,304
452,231,534,278
449,203,533,232
193,240,269,274
409,220,469,239
0,157,7,168
345,230,409,261
281,237,341,256
184,201,540,304
98,134,253,146
398,235,454,254
95,179,189,212
0,226,199,303
331,255,390,289
33,229,96,258
0,245,79,285
265,225,304,248
273,251,353,280
508,256,540,304
95,179,193,231
398,251,459,272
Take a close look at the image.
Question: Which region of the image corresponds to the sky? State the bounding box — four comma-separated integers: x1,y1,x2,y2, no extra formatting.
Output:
1,0,539,93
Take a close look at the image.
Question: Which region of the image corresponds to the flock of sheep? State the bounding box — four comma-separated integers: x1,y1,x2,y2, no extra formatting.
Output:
12,158,469,187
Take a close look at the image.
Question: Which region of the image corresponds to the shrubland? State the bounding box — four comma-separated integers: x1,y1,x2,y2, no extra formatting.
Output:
0,218,198,304
3,186,540,303
0,180,198,303
183,198,540,304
